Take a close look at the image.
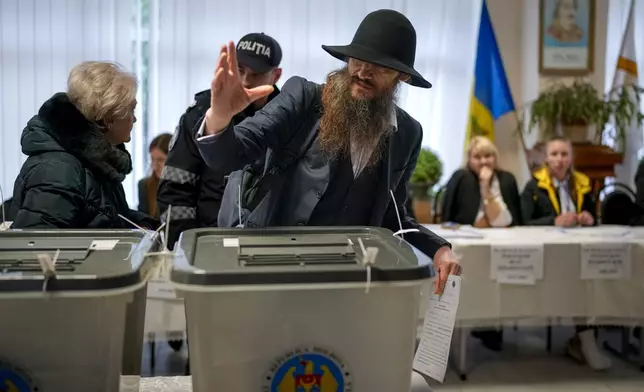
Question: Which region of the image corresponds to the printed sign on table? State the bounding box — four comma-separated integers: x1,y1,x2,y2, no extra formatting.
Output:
490,244,544,285
580,243,631,280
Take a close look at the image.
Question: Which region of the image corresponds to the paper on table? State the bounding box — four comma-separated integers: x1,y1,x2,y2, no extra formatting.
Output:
413,275,461,383
422,224,485,240
580,243,631,280
0,221,11,231
553,226,633,239
490,244,543,285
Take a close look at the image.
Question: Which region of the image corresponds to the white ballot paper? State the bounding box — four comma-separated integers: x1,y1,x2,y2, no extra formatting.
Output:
413,275,461,383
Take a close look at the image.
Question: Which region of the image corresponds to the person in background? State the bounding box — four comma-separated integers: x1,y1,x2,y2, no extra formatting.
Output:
521,136,610,370
10,61,157,230
441,136,521,352
442,136,522,228
157,32,283,249
521,136,595,227
156,32,282,355
138,133,172,217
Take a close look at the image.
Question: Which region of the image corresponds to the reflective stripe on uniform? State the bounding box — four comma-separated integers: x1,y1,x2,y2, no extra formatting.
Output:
160,206,197,222
161,165,200,186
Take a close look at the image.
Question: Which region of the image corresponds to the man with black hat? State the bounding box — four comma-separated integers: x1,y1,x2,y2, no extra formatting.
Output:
197,10,461,292
157,32,282,248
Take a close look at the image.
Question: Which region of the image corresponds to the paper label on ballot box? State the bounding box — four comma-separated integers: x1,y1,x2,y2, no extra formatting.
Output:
413,275,461,383
147,280,177,300
90,239,119,250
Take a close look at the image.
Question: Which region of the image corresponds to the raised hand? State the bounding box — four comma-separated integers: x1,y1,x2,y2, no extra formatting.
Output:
204,41,274,135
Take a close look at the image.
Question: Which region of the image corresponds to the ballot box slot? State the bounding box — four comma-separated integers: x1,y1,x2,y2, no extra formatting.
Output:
0,247,91,273
1,264,77,273
238,240,357,267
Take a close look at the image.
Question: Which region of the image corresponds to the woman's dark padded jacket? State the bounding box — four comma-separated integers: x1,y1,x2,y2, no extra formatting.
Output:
10,93,157,229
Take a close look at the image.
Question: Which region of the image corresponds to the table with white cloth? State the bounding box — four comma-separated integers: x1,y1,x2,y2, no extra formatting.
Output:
419,224,644,378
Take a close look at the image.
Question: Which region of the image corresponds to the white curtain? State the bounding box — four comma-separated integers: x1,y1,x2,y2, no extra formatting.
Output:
149,0,481,186
0,0,140,207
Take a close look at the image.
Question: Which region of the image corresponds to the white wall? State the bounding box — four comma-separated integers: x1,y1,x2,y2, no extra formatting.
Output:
485,0,612,188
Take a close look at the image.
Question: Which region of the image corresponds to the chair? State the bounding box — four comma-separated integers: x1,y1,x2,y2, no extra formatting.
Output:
596,182,638,225
1,197,15,223
406,189,416,221
594,183,643,369
432,186,446,224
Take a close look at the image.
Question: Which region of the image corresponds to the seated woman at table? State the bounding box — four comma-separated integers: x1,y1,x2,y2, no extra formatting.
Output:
442,136,522,228
521,136,610,370
441,136,521,352
521,136,595,227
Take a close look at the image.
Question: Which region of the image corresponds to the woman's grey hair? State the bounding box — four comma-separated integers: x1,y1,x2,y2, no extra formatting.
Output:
67,61,137,125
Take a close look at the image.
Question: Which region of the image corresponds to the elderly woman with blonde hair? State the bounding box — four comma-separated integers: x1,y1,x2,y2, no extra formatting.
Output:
442,136,522,228
10,61,157,229
440,136,523,352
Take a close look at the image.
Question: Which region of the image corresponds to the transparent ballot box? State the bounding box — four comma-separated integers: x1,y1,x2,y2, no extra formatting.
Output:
172,227,434,391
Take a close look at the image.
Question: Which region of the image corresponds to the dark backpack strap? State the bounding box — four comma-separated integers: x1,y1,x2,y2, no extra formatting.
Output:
273,84,323,174
245,85,322,211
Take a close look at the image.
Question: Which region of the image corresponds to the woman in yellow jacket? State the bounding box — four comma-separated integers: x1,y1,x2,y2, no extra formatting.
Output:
521,136,610,371
522,137,595,227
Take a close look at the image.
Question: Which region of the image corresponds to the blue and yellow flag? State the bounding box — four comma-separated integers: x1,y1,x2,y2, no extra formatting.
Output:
466,1,515,145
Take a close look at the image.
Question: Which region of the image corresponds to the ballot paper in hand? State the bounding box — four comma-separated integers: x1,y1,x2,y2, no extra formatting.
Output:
413,275,461,383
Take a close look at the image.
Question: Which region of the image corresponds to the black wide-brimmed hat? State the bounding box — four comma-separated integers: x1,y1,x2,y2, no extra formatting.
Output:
322,9,431,89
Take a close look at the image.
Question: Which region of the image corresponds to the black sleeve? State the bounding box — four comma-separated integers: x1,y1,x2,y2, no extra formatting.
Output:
137,179,148,214
157,104,208,249
635,159,644,207
502,172,523,226
12,161,85,228
521,180,555,226
581,191,598,225
126,209,160,230
382,128,450,259
196,76,314,173
440,170,463,223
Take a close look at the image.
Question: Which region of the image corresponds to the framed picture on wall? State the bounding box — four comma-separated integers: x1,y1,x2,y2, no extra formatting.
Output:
539,0,595,76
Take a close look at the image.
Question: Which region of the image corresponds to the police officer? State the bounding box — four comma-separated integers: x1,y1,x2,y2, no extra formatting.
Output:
157,33,282,248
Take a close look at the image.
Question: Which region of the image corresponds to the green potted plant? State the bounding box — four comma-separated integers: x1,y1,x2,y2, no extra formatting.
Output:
527,80,644,149
410,148,443,200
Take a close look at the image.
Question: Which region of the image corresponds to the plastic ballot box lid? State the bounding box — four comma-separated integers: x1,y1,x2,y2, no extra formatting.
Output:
171,226,434,286
0,229,157,292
